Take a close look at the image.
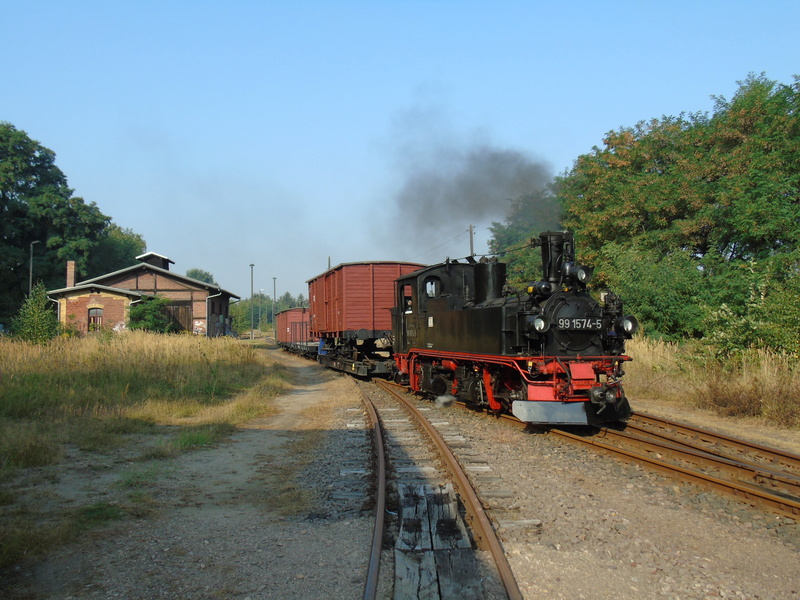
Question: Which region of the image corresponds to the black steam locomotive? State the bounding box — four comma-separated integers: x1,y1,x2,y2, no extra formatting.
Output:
391,231,638,425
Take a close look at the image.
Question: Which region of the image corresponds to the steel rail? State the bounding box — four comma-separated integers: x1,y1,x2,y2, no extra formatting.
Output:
631,412,800,475
595,426,800,498
551,428,800,517
376,380,524,600
359,388,386,600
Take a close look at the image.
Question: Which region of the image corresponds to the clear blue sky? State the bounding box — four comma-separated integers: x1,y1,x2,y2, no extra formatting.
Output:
2,0,798,300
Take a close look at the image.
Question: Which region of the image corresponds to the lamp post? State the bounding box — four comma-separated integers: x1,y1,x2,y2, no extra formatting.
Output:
249,264,254,340
272,277,276,341
29,240,41,295
258,289,264,336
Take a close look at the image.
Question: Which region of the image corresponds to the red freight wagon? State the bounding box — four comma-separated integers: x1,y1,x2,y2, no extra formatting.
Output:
276,307,311,344
308,261,424,338
307,261,424,377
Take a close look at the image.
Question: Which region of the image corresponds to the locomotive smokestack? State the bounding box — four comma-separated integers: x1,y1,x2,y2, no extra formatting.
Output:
540,231,575,283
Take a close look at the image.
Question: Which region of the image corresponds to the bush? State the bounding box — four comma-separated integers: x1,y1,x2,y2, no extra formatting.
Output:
11,282,60,344
128,297,179,333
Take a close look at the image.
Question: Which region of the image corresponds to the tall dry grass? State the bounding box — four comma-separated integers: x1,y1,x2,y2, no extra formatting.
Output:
625,337,800,428
0,331,290,469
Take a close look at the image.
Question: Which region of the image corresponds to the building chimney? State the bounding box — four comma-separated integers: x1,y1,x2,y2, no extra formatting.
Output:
66,261,76,288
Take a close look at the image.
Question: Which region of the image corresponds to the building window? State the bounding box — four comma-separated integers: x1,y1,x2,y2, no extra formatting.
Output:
89,308,103,331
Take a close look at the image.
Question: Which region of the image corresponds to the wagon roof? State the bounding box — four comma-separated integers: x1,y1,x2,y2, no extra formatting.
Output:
306,260,425,283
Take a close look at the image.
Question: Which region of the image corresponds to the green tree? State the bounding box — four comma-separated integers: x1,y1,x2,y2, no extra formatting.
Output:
487,187,562,287
229,291,307,336
186,268,218,285
0,122,147,324
11,282,60,343
600,244,708,340
552,74,800,343
86,224,146,278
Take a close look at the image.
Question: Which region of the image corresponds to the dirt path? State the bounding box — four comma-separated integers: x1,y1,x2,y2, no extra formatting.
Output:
5,352,372,600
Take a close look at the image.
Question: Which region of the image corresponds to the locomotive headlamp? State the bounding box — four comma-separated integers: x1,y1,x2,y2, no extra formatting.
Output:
615,315,639,336
575,265,593,284
532,315,550,333
562,262,594,284
590,385,618,405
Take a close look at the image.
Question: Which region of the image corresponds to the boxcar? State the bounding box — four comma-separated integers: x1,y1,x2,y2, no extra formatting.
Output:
275,307,317,358
308,261,424,376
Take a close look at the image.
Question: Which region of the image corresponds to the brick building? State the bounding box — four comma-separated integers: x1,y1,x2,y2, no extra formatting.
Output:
48,253,239,336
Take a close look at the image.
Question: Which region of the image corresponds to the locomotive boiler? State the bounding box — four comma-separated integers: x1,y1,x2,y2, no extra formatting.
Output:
391,231,638,425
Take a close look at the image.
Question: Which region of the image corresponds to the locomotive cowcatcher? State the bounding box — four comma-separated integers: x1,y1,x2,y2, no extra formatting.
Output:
391,231,638,425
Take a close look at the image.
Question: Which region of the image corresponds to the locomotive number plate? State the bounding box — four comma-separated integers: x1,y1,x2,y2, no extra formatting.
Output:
557,317,602,330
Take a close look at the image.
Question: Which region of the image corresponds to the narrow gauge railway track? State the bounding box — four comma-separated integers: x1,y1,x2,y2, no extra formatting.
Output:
627,412,800,478
551,412,800,519
358,380,523,600
421,394,800,519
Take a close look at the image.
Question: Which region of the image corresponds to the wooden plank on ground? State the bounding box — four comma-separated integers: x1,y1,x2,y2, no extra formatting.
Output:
433,548,483,599
427,483,471,550
396,483,432,552
394,548,439,600
394,483,484,599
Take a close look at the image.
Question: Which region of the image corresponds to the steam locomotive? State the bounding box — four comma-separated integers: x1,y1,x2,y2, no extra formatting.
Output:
390,231,637,425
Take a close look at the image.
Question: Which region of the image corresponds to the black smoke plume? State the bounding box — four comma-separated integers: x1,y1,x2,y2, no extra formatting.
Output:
394,144,553,230
383,103,557,260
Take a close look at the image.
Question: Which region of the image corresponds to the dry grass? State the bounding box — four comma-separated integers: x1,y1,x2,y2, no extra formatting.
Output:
625,337,800,428
0,331,288,468
0,331,292,569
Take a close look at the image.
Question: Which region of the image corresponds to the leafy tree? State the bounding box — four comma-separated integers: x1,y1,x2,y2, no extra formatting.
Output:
86,224,146,278
11,282,60,343
599,244,708,341
487,187,562,287
277,291,298,314
703,253,800,354
0,122,146,324
229,291,308,335
128,297,178,333
186,268,218,285
551,74,800,343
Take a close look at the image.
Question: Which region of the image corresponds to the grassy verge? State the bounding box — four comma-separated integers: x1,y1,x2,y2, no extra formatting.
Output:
0,331,291,569
625,337,800,428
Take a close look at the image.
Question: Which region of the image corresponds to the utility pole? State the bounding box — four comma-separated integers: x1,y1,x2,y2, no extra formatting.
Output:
249,264,254,340
258,289,264,335
29,240,41,295
272,277,276,341
469,224,475,257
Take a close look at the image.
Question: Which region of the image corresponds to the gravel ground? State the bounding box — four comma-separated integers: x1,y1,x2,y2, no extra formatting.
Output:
423,399,800,600
4,347,799,599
